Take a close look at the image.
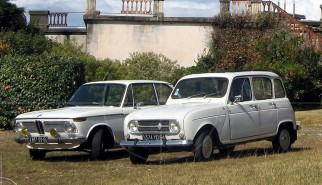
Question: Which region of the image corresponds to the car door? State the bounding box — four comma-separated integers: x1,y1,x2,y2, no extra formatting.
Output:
228,77,261,140
252,77,278,135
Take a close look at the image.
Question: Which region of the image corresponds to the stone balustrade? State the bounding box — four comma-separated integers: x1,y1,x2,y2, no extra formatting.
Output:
121,0,153,15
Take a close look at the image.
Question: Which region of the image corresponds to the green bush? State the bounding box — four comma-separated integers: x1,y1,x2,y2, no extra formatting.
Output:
0,56,85,129
122,52,186,85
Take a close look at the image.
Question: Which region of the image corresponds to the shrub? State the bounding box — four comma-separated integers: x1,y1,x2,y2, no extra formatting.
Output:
122,52,185,85
0,56,85,129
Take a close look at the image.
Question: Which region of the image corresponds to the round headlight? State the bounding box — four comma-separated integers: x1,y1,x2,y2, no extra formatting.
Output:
169,121,180,133
64,122,77,133
15,122,24,132
21,128,28,138
128,121,138,132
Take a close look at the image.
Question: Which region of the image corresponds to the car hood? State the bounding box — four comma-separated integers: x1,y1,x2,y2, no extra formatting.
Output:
126,102,225,121
15,106,123,119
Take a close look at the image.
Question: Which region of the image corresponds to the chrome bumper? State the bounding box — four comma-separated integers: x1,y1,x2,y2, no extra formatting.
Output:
14,136,86,144
296,121,301,130
120,139,194,148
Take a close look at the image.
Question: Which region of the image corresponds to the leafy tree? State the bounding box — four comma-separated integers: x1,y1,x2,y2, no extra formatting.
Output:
122,52,185,85
249,30,322,103
0,0,26,31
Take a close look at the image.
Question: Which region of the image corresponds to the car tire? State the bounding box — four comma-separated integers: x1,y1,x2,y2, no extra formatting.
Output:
91,129,106,160
218,146,235,157
129,148,149,164
193,131,214,161
29,149,46,160
272,128,292,152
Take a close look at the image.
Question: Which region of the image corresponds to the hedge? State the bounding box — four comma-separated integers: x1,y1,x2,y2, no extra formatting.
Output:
0,55,85,129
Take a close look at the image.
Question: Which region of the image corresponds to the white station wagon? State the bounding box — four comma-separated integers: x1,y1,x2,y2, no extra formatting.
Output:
121,71,300,164
14,80,173,160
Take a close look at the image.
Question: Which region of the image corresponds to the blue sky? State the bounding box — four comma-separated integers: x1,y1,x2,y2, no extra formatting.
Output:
11,0,322,27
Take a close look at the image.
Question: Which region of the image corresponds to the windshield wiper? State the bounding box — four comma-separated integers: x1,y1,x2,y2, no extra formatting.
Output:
203,91,222,98
65,102,77,107
187,93,205,99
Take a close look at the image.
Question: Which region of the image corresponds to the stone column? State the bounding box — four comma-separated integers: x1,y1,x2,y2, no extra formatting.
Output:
29,11,49,30
153,0,164,17
86,0,100,16
219,0,230,15
251,0,262,14
320,4,322,21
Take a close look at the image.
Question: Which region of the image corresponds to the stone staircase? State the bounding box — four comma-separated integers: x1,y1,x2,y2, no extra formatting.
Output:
262,1,322,51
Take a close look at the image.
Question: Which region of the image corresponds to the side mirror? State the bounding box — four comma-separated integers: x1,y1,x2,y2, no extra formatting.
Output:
134,102,143,109
231,95,242,105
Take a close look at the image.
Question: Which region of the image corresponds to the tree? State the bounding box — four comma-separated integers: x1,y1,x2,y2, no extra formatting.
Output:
122,52,185,85
0,0,26,31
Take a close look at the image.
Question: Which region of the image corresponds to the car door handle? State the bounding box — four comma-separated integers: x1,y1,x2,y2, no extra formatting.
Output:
249,104,259,109
269,102,277,108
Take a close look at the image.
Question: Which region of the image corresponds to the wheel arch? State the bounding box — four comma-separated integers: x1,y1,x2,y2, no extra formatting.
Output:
277,121,297,143
193,124,221,147
84,124,115,149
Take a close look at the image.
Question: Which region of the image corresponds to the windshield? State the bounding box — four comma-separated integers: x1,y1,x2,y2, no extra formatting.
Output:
66,84,126,106
171,77,228,99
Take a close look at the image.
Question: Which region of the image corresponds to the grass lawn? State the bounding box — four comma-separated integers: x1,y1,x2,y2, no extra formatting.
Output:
1,108,321,185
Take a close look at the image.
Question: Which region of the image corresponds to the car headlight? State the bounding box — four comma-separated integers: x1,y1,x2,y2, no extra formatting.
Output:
15,122,24,132
64,121,78,133
128,121,139,133
169,120,180,133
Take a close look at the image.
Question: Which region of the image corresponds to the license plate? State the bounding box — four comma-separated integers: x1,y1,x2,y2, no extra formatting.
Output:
29,136,48,143
142,134,165,141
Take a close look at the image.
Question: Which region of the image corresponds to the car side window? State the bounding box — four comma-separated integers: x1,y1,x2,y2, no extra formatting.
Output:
132,84,158,106
155,83,172,105
229,78,252,102
253,77,273,100
274,79,286,98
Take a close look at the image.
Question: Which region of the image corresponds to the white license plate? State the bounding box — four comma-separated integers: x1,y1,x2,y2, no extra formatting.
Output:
29,136,48,143
142,134,165,141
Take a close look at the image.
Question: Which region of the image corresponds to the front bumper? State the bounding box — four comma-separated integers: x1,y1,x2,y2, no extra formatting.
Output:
120,139,193,148
14,136,86,145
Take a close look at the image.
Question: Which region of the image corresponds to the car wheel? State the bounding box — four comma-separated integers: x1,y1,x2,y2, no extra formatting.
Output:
29,149,46,160
129,148,149,164
272,128,291,152
194,131,214,161
91,129,106,160
218,146,235,157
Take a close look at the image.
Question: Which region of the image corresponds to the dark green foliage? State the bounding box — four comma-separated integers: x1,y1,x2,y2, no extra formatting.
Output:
0,29,52,57
0,0,26,31
0,56,85,129
122,52,187,85
250,30,322,103
48,41,123,82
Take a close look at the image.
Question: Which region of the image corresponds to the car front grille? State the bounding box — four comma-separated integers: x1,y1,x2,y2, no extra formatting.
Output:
21,121,66,134
137,120,170,133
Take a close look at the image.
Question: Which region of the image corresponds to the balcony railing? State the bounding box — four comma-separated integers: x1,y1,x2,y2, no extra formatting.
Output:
121,0,153,14
262,1,322,51
48,12,68,27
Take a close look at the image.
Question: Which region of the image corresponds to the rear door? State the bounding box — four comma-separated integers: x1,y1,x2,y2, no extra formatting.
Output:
252,77,278,135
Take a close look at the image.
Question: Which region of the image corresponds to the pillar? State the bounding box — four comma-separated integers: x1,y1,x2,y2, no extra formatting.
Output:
29,11,49,30
219,0,230,15
153,0,164,18
86,0,100,16
251,0,261,14
320,4,322,21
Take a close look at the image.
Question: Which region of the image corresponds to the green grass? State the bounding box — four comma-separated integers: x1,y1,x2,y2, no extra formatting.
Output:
1,109,322,185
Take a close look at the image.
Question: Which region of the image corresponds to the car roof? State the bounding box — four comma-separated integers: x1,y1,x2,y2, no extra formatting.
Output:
180,71,280,80
84,80,172,86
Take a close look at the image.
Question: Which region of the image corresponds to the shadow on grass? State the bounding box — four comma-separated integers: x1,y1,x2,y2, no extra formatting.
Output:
147,147,311,165
44,148,129,162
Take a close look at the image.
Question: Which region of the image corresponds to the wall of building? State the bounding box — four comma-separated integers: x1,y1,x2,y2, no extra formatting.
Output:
84,16,214,67
44,28,87,52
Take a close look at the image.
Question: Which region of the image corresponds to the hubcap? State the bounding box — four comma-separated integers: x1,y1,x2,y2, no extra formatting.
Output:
202,135,213,159
279,130,290,150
